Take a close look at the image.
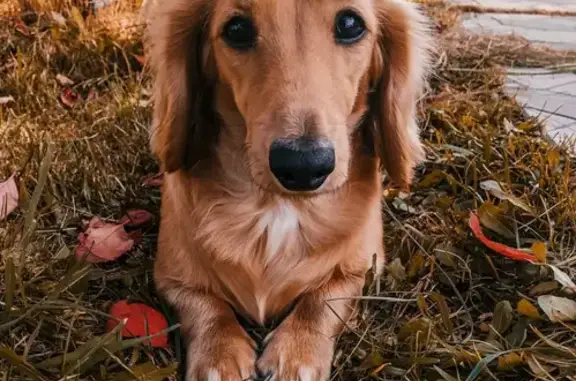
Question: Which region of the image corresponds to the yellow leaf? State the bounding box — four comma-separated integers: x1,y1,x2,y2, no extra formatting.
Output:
408,253,426,278
498,352,523,371
516,121,534,131
547,149,560,168
478,202,514,239
461,115,475,127
417,170,446,188
517,299,541,319
70,7,86,34
531,242,547,263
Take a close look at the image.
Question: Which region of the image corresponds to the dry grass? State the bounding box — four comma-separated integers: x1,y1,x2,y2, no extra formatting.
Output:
1,2,576,381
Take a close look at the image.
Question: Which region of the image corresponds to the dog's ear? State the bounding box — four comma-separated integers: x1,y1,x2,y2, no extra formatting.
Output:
368,1,433,188
146,0,216,173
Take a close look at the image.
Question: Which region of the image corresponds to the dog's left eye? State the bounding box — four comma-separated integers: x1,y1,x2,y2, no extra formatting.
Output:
222,16,258,50
334,10,366,45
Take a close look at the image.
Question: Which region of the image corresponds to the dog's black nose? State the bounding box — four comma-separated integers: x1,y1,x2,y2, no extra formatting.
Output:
269,137,335,191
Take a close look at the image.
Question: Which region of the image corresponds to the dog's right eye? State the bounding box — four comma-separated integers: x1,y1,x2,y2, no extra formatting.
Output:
222,16,257,50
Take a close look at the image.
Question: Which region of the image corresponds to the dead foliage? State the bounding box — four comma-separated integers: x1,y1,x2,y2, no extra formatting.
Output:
1,2,576,381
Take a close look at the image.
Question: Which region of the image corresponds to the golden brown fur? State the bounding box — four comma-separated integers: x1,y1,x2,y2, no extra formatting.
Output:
145,0,432,379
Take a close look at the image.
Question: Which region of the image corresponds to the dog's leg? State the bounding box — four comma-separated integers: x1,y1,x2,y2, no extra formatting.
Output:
165,288,257,381
257,270,364,381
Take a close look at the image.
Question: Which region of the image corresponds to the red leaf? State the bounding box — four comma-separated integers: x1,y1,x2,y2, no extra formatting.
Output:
15,20,30,36
60,88,80,108
86,88,97,102
0,174,19,220
74,217,134,263
141,173,164,188
469,212,536,262
127,230,143,246
133,54,146,66
106,300,169,348
119,209,153,228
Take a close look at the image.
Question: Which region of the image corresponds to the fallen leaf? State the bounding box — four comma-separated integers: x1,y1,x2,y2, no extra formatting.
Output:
497,352,523,371
392,197,418,214
433,244,458,268
14,20,30,36
86,88,97,102
433,366,459,381
491,301,513,337
407,252,426,278
525,353,557,377
546,265,576,292
50,11,67,26
60,88,80,108
480,180,533,214
119,209,153,228
127,230,143,246
417,170,446,188
477,202,515,239
469,213,536,262
74,217,134,263
547,149,560,169
516,121,534,131
478,322,490,333
106,300,169,348
56,74,74,86
141,173,164,188
502,118,515,133
386,258,406,283
0,96,15,105
0,174,19,220
537,295,576,322
133,54,146,66
529,281,559,296
531,242,547,263
517,299,541,319
53,244,71,260
108,362,177,381
505,319,527,348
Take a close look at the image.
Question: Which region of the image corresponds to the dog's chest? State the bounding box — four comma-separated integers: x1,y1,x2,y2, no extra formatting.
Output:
256,200,301,260
203,198,332,322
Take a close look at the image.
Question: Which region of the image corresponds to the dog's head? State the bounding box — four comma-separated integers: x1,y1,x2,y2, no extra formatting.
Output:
148,0,432,194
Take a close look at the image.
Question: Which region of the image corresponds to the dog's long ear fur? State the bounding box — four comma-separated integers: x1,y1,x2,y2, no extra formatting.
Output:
146,0,216,173
369,0,432,188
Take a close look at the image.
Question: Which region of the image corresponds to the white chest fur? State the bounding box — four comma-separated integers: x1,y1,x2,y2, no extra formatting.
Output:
256,200,301,261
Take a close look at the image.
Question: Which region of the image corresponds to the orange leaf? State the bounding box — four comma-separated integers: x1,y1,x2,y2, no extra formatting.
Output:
75,217,134,263
0,174,19,221
133,54,146,66
517,299,541,319
497,352,523,371
531,242,547,263
468,212,536,262
106,300,169,348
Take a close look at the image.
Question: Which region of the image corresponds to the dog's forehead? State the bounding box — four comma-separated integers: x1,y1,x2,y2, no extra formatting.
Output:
211,0,377,27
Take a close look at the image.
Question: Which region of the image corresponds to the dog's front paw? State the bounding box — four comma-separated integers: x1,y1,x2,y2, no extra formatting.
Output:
257,323,334,381
186,325,257,381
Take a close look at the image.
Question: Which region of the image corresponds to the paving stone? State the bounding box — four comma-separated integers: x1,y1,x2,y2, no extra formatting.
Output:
451,0,576,12
461,13,576,50
504,69,576,144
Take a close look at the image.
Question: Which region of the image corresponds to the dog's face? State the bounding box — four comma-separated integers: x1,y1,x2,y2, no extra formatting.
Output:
211,0,376,193
148,0,431,192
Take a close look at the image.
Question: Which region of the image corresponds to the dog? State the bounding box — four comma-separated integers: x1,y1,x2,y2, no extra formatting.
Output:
146,0,432,379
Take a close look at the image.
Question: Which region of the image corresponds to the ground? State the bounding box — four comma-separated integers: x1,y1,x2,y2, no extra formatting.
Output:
1,1,576,381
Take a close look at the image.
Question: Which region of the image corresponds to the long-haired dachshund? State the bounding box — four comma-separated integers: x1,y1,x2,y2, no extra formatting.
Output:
145,0,432,379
